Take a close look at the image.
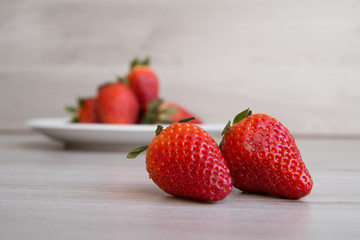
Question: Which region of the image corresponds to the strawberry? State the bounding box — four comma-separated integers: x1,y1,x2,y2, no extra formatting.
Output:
141,99,203,124
127,57,159,111
220,109,313,199
96,81,140,124
65,97,100,123
128,118,232,202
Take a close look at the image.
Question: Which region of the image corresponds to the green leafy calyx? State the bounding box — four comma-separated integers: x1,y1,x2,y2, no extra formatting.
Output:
130,57,151,69
232,108,252,125
221,108,253,137
141,98,180,124
178,117,196,123
127,145,148,159
64,97,90,123
127,124,163,159
155,125,164,136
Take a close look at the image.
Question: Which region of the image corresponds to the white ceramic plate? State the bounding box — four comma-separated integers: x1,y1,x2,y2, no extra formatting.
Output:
27,118,225,146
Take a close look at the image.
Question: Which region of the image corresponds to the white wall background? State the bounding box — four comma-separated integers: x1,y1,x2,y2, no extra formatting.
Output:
1,0,359,136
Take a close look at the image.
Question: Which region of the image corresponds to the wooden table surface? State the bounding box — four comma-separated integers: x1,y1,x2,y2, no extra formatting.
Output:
1,133,360,240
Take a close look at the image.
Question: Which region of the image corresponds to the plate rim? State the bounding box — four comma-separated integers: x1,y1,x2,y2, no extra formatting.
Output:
26,118,226,132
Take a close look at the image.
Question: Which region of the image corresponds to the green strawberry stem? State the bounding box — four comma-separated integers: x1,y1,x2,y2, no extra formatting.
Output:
221,121,232,136
219,108,253,150
130,57,151,69
221,108,252,136
155,125,164,136
117,77,129,85
78,98,86,107
65,106,77,113
159,107,178,116
127,125,163,159
232,108,252,125
127,117,198,159
140,98,163,124
127,145,148,159
148,98,163,114
64,104,79,123
140,98,180,124
178,117,195,123
64,97,88,123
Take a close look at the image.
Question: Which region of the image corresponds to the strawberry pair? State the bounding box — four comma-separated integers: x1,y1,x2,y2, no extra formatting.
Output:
128,109,313,202
67,57,201,124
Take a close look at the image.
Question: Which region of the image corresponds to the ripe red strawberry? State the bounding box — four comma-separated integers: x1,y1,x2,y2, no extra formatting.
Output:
127,57,159,111
141,99,203,124
220,109,313,199
96,81,140,124
65,97,100,123
128,119,232,201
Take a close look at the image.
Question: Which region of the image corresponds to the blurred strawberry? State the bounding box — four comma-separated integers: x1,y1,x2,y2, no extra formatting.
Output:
141,99,203,124
127,57,159,111
65,97,99,123
96,81,140,124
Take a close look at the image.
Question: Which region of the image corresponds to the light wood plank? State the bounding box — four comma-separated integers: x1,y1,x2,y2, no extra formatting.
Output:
1,134,360,239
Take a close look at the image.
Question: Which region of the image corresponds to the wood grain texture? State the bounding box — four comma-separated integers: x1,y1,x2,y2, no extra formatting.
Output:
0,0,360,135
1,134,360,239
